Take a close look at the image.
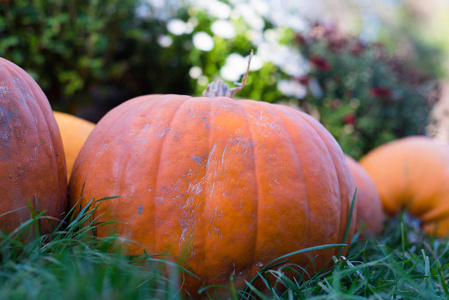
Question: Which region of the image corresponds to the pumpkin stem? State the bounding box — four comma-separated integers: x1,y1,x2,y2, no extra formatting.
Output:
202,49,253,98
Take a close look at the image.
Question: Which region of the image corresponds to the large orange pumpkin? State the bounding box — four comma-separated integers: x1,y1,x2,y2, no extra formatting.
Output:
359,136,449,236
53,111,94,179
69,93,356,294
0,57,67,234
345,155,384,236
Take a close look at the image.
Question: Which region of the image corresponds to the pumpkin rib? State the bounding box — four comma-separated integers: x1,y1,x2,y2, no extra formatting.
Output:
150,95,188,252
24,73,65,210
172,95,212,276
128,95,176,252
123,95,187,248
7,61,65,213
112,94,187,251
237,100,315,270
199,96,259,280
263,103,311,252
309,118,342,242
202,96,224,281
296,110,351,247
239,100,261,274
240,100,290,271
80,96,149,203
80,112,117,201
201,97,213,281
273,104,343,262
74,93,168,239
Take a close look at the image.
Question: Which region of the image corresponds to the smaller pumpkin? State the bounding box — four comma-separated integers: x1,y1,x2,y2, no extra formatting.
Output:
345,155,384,236
53,111,95,179
359,136,449,237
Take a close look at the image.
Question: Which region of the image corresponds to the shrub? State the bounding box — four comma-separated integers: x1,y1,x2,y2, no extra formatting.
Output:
0,0,194,121
288,24,440,158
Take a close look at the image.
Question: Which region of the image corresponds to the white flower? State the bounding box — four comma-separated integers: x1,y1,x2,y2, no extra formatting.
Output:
196,0,232,19
250,0,270,17
147,0,165,9
211,20,236,39
285,16,308,32
277,79,307,99
245,29,264,45
249,54,263,71
220,52,262,82
167,19,187,35
198,75,209,86
157,35,173,47
263,29,279,42
220,53,247,82
135,5,150,19
184,18,196,34
192,32,214,51
257,41,309,77
257,42,289,66
189,66,203,79
220,65,242,82
235,3,265,30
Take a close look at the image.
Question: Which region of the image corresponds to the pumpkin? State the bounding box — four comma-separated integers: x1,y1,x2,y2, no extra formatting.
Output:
359,136,449,236
53,111,94,179
0,57,67,234
69,89,356,293
345,155,384,236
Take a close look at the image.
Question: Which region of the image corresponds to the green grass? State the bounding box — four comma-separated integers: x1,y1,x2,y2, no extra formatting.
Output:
1,197,448,299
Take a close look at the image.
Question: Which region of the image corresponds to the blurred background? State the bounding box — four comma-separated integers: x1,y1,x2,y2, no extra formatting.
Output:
1,0,449,158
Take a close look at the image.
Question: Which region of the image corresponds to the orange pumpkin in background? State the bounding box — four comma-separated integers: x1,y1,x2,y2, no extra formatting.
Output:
53,111,95,179
345,155,384,236
360,136,449,237
0,57,67,234
69,90,356,294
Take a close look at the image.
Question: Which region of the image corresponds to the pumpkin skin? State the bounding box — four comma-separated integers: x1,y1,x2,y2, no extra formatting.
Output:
359,136,449,236
69,94,356,294
0,57,67,234
53,111,94,179
345,155,384,236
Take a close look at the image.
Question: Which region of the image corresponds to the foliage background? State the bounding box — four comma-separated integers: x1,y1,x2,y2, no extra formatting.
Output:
0,0,444,158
